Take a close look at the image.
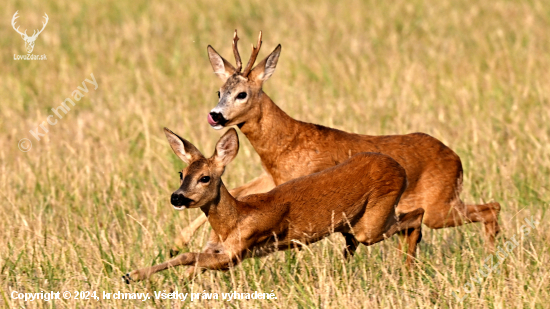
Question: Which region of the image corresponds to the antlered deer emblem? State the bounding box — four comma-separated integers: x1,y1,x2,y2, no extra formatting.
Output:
12,11,49,54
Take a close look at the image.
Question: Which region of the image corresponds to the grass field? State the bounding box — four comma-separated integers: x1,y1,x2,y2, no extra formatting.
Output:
1,0,549,307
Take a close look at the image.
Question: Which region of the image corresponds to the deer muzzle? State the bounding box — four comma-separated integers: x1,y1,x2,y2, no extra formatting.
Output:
171,193,194,209
208,111,228,128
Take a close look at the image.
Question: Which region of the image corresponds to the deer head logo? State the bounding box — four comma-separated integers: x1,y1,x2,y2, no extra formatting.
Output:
12,11,49,54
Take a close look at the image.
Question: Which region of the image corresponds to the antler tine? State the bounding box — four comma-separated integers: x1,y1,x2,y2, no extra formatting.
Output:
32,13,49,38
232,30,242,72
242,31,263,76
11,11,27,36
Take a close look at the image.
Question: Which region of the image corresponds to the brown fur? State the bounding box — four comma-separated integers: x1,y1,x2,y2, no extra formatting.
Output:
172,31,501,255
124,128,424,283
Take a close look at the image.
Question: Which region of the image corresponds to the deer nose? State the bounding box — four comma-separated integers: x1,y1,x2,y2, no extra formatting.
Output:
208,112,228,126
209,112,222,122
171,193,194,207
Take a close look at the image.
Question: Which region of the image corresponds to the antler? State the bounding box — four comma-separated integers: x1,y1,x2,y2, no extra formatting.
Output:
11,11,28,37
242,31,262,76
31,13,49,39
232,30,242,72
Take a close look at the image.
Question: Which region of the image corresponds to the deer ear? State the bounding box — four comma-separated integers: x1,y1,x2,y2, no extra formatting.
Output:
164,128,203,164
207,46,236,82
249,44,281,82
213,128,239,167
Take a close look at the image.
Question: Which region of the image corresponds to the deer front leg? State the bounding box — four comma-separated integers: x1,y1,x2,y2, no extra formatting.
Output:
391,208,425,267
184,229,226,278
228,172,276,198
170,214,209,257
342,232,359,260
127,232,256,283
123,252,237,283
170,172,274,256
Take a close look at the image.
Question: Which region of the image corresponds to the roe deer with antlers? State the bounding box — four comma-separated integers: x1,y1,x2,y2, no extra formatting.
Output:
171,30,500,257
124,128,424,283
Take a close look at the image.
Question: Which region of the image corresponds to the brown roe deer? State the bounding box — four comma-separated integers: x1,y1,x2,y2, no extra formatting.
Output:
124,128,424,283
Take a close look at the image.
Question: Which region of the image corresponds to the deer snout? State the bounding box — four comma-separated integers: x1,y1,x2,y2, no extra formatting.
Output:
208,111,227,128
171,193,194,209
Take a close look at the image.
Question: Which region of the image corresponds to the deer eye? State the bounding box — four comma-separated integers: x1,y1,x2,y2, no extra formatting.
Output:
236,92,247,99
199,176,210,183
178,172,183,180
217,91,220,98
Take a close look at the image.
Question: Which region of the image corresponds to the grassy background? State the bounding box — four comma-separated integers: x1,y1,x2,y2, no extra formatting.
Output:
1,0,549,307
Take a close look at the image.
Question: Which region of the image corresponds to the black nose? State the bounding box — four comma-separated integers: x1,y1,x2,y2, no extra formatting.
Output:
171,193,194,207
209,112,227,125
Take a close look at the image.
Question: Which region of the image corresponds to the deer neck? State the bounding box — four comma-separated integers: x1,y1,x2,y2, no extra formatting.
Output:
238,92,300,170
200,182,239,239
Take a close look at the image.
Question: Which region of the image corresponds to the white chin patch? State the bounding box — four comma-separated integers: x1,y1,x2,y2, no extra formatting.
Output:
211,125,224,130
173,205,186,211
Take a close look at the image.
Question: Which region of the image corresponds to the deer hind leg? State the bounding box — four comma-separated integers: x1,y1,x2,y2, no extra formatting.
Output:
422,199,501,249
466,202,501,248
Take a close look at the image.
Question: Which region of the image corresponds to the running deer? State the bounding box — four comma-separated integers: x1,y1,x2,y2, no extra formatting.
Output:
171,30,500,256
123,128,424,283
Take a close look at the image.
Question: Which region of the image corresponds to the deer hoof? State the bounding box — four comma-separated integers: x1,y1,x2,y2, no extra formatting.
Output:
122,273,133,284
170,248,180,258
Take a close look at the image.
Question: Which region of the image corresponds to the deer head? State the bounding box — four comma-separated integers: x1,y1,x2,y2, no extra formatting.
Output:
207,30,281,129
164,128,239,210
12,11,49,54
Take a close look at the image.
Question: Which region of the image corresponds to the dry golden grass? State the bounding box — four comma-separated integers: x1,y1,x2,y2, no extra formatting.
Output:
1,0,549,307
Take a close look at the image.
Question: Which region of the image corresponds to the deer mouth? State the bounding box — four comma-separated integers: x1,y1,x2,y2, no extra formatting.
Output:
207,112,228,128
